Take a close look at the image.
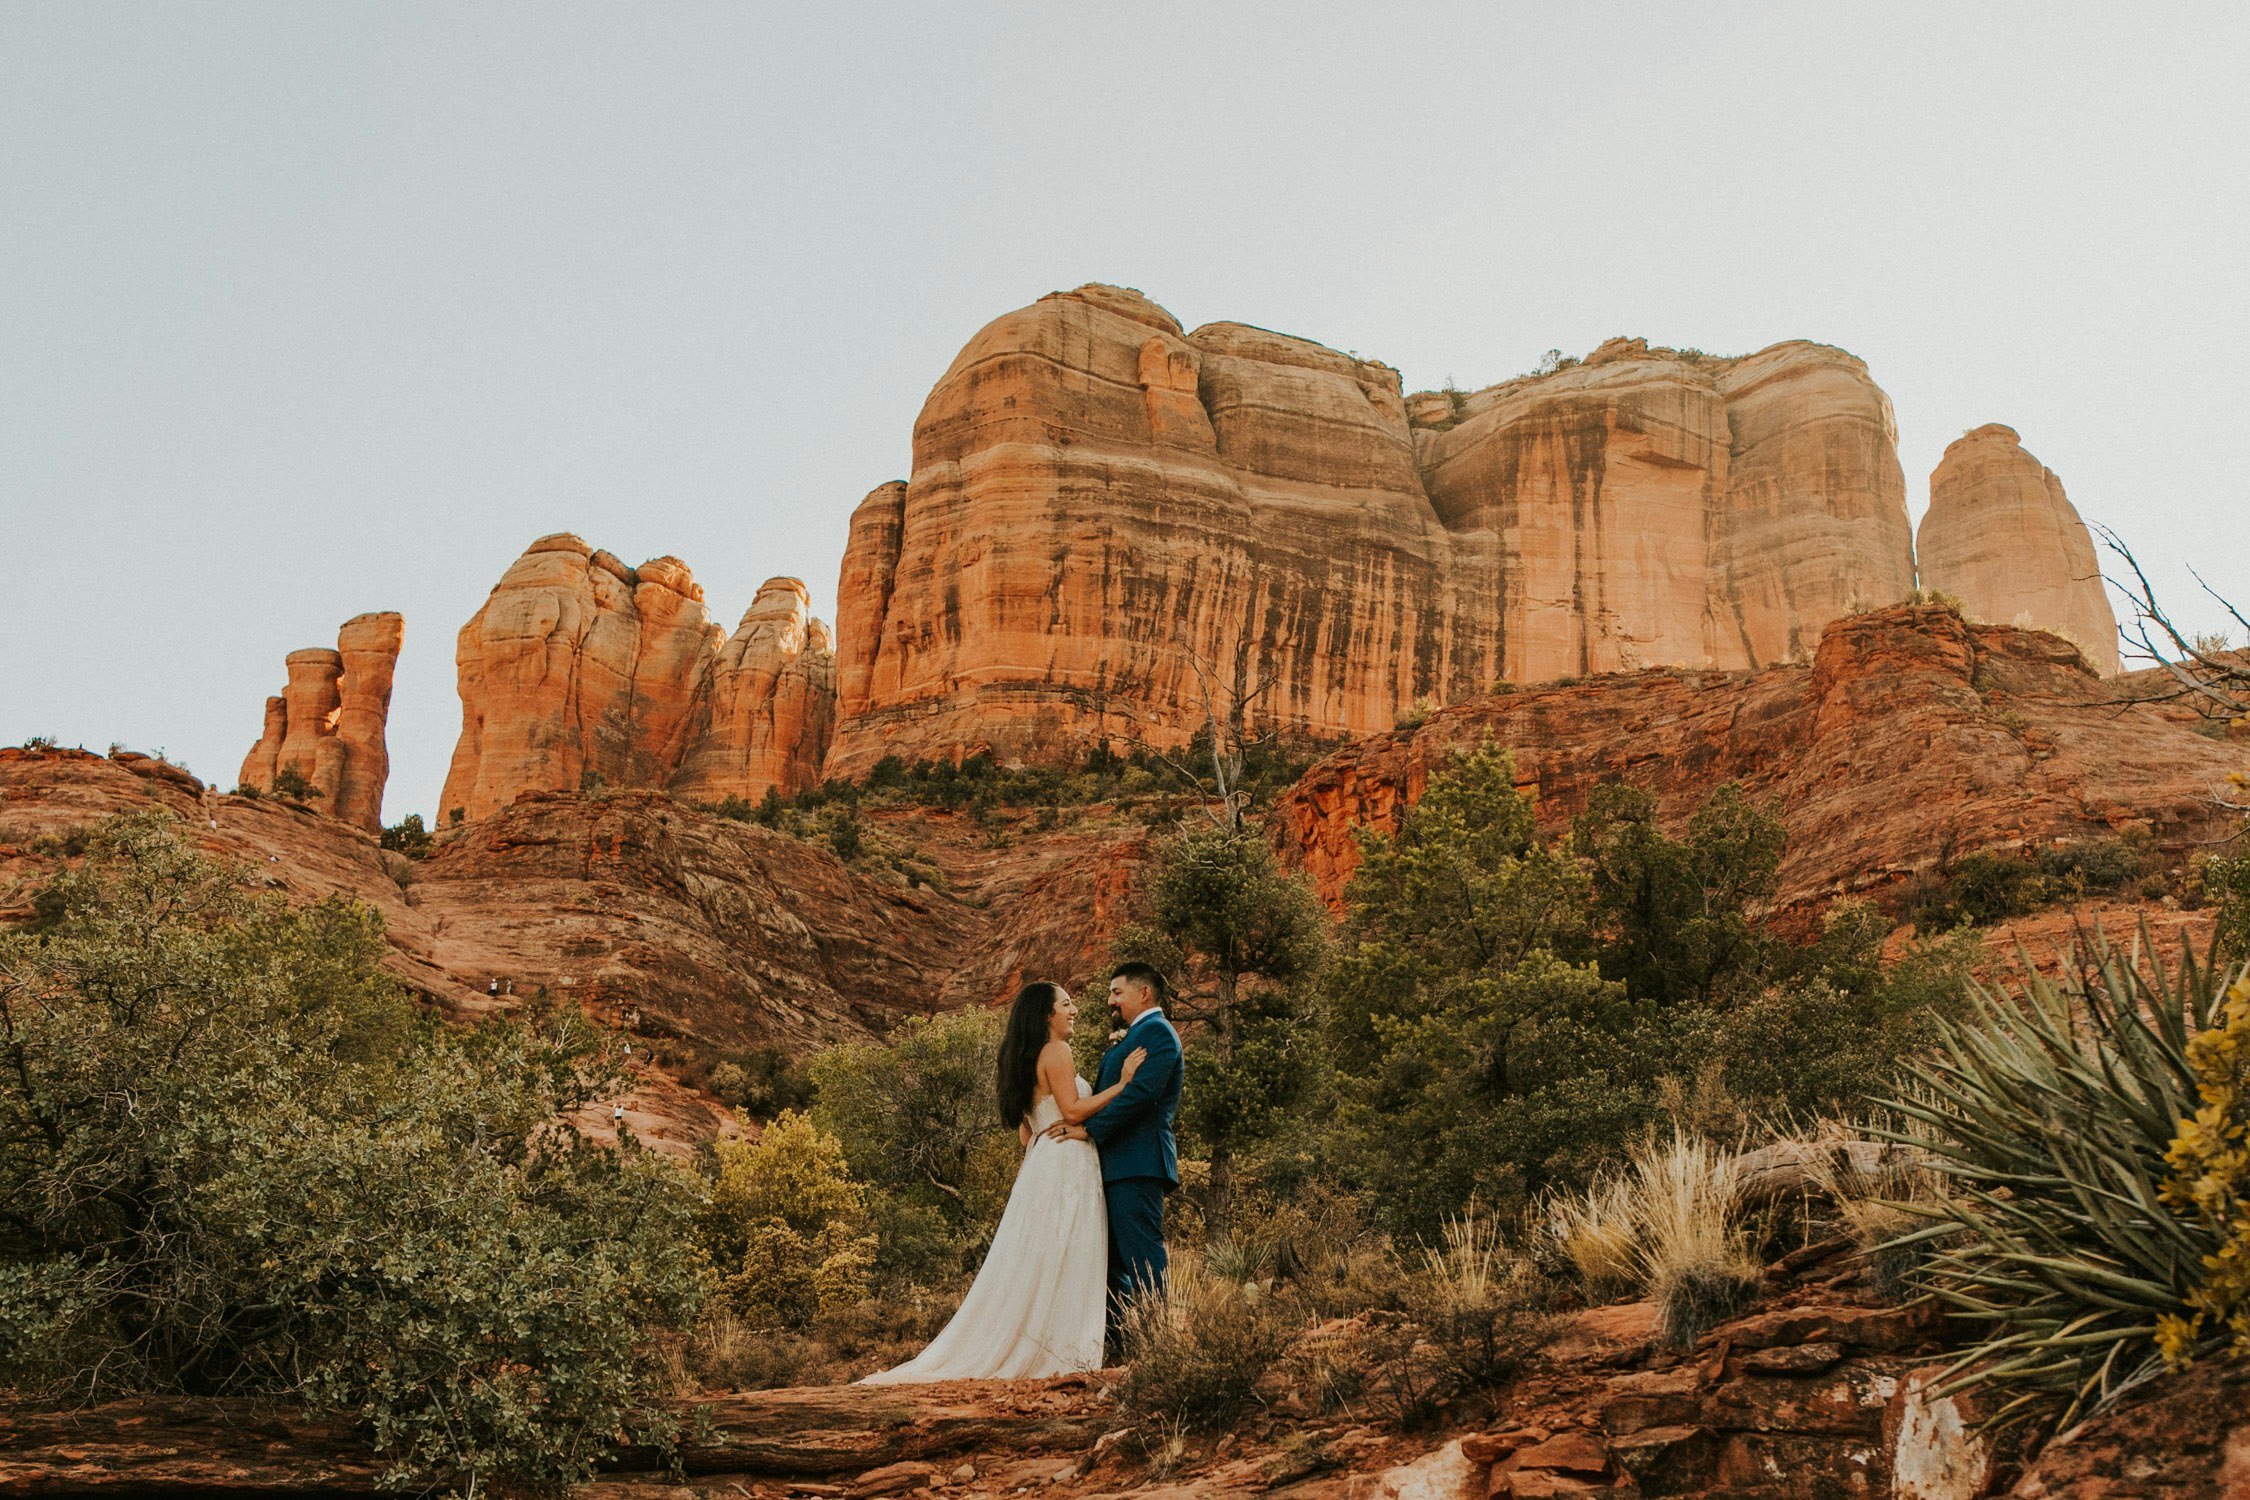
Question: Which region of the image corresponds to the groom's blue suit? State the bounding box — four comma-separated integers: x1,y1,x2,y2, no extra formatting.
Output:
1083,1008,1181,1313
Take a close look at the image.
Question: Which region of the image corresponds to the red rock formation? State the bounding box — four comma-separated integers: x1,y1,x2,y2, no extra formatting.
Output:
332,611,404,830
1916,423,2119,673
825,288,1921,776
671,578,837,802
438,536,712,820
441,538,837,820
235,612,402,832
1275,604,2238,916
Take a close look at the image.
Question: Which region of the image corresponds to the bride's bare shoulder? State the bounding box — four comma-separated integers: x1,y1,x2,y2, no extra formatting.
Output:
1037,1038,1074,1065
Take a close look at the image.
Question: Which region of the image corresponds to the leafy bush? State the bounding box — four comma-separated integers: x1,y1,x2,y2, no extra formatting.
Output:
1575,781,1783,1008
1910,837,2160,929
705,1045,813,1120
700,1112,874,1327
0,813,705,1496
269,765,319,803
1885,934,2232,1432
378,812,432,858
809,1010,1018,1274
2159,971,2250,1362
1706,908,1977,1121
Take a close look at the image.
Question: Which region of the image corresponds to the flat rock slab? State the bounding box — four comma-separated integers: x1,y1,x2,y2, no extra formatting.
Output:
0,1397,380,1496
671,1376,1111,1475
0,1378,1114,1497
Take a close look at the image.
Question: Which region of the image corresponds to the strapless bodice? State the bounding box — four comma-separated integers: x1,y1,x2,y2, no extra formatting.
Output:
1028,1077,1087,1134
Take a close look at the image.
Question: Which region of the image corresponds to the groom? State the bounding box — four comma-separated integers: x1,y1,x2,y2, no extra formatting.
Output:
1073,961,1181,1327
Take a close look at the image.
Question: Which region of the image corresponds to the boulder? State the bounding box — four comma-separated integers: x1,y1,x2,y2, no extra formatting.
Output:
1883,1365,1996,1500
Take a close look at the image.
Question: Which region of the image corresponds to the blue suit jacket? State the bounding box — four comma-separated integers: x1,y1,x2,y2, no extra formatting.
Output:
1083,1010,1181,1186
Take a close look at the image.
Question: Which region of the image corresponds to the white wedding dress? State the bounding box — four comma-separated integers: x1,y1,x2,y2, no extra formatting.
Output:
861,1079,1108,1382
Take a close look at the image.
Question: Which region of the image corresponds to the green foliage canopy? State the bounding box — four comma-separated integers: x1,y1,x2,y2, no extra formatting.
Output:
0,813,706,1497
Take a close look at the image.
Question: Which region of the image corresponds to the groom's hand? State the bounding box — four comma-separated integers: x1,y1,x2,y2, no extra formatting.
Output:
1042,1121,1090,1142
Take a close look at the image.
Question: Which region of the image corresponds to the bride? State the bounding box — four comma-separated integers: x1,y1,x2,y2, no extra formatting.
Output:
861,981,1144,1383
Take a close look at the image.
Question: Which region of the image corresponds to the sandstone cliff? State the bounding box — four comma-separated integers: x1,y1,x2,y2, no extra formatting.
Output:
439,535,832,821
236,610,402,832
823,288,1930,776
1916,423,2119,673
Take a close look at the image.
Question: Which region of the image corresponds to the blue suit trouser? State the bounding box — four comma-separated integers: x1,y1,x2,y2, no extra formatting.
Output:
1105,1176,1168,1322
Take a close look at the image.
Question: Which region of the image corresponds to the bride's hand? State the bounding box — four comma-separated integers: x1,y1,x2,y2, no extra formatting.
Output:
1120,1046,1149,1083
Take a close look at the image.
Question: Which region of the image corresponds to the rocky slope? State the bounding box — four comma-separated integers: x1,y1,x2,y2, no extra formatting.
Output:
236,610,403,832
1275,603,2236,919
0,746,1142,1154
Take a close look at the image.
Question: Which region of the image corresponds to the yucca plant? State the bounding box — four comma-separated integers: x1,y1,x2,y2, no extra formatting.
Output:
1882,929,2239,1432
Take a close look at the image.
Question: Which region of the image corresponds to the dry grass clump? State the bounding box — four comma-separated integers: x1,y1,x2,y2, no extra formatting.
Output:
1277,1207,1553,1428
1632,1134,1761,1347
1544,1176,1641,1297
1112,1254,1295,1433
1797,1117,1944,1297
1544,1133,1760,1347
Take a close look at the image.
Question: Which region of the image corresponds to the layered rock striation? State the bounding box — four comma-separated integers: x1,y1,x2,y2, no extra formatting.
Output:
822,287,1943,775
237,611,403,831
439,535,834,822
1916,423,2119,673
428,289,2117,805
672,578,838,806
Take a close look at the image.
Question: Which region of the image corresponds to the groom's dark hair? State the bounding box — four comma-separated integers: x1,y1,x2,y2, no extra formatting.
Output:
1110,961,1167,1001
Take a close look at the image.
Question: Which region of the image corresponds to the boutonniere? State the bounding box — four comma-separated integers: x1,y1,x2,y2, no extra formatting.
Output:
1108,1029,1127,1044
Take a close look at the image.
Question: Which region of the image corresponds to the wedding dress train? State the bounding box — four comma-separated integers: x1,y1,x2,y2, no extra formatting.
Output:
861,1080,1108,1382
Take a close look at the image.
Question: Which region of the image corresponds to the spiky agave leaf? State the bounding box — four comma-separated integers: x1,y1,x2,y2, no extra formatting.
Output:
1877,926,2239,1432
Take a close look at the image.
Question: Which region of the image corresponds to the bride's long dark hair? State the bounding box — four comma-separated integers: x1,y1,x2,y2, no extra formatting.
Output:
995,981,1065,1128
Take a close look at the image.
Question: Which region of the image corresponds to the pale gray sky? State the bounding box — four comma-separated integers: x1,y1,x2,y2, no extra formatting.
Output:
5,3,2245,825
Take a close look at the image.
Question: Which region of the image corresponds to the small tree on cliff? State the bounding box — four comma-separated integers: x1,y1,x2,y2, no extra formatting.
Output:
269,765,319,804
1111,827,1328,1248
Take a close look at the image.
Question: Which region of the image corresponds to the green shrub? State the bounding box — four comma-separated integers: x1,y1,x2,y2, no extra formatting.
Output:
0,813,705,1496
1325,744,1655,1233
701,1112,874,1327
378,813,431,858
269,765,319,803
705,1046,812,1119
1574,781,1784,1008
1884,932,2233,1432
809,1009,1017,1269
